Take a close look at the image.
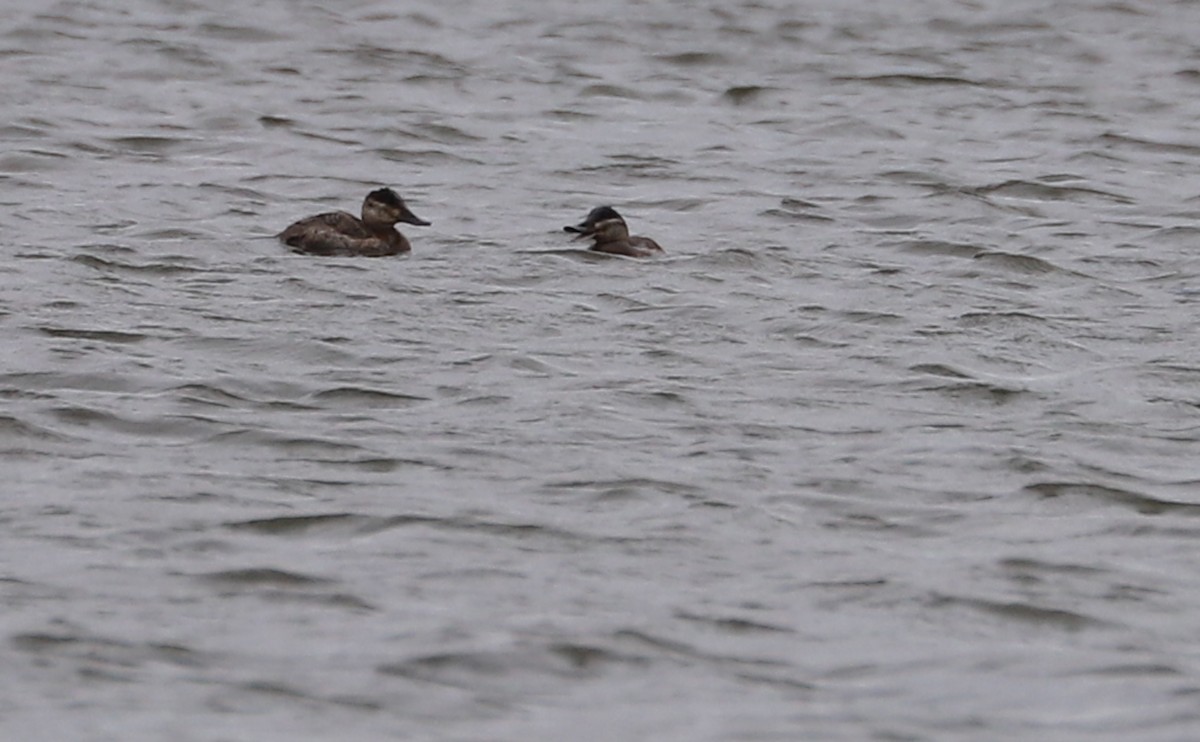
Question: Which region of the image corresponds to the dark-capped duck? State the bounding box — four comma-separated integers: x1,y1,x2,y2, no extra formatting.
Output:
564,206,664,258
278,188,430,257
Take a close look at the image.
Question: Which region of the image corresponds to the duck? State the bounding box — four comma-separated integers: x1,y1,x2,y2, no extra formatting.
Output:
278,188,430,256
563,206,664,258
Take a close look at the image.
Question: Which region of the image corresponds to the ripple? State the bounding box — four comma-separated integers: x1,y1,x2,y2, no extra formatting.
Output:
169,383,255,408
655,51,730,66
373,147,485,166
926,594,1103,632
101,135,201,154
972,251,1069,275
205,429,374,456
225,511,626,546
308,386,429,408
675,611,795,635
38,326,147,343
578,154,680,177
973,179,1135,204
376,641,645,690
1023,482,1200,515
341,45,464,75
47,405,216,440
70,253,206,275
955,311,1055,329
835,73,989,87
891,239,983,258
1,371,145,394
579,83,644,99
1098,132,1200,156
196,567,335,587
401,121,485,144
0,150,70,171
541,477,704,501
0,414,74,444
11,630,205,669
720,85,780,105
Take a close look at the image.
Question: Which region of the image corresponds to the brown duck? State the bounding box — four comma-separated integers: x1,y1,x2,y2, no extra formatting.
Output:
564,206,664,258
278,188,430,257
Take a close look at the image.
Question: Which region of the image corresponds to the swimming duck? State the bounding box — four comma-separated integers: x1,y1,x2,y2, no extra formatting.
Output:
563,206,664,258
278,188,430,256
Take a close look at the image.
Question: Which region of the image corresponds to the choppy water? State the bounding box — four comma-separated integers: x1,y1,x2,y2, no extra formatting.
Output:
5,0,1200,739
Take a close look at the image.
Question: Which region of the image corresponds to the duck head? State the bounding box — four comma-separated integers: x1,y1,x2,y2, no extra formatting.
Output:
362,188,431,227
564,205,628,241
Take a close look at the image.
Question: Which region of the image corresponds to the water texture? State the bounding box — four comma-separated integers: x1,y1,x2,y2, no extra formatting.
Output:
4,0,1200,739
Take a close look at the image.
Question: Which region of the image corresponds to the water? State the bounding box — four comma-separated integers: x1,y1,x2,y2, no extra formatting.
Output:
5,0,1200,739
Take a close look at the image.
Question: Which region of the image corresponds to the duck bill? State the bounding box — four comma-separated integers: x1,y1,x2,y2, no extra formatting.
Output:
399,206,431,226
564,223,594,239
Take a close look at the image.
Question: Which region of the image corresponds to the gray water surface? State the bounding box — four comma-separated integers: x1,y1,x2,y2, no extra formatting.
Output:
5,1,1200,740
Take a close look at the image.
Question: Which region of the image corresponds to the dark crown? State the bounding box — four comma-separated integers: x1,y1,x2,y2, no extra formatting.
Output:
367,188,403,207
585,206,622,224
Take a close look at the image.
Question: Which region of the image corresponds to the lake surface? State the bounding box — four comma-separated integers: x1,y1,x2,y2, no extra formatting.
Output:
5,0,1200,739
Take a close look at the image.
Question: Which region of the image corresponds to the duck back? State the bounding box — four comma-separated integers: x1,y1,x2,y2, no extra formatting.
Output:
278,212,409,257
